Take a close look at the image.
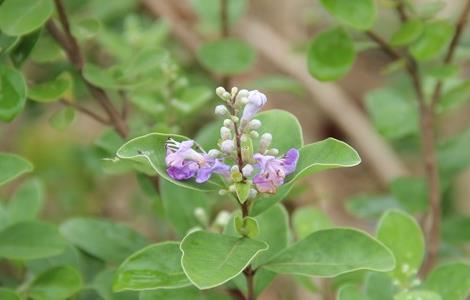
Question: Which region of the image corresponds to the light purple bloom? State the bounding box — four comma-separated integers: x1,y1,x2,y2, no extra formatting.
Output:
253,148,299,194
165,139,229,183
241,90,267,123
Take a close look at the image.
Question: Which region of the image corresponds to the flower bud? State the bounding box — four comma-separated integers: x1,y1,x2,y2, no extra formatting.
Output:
231,116,239,123
231,87,238,96
194,207,208,226
214,211,231,227
242,164,254,177
266,148,279,156
259,133,272,153
237,89,249,98
248,119,261,130
223,119,233,128
229,184,237,192
216,86,226,98
208,149,221,158
249,188,258,199
214,105,229,117
220,127,231,140
250,131,259,138
221,139,235,153
222,91,231,101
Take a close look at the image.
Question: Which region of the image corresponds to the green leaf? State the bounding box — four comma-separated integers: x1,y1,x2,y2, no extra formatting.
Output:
28,73,72,102
0,153,33,185
390,19,424,46
234,216,259,238
172,86,212,115
93,269,138,300
0,33,19,55
71,18,101,40
8,179,44,223
30,35,63,63
60,218,148,262
113,242,190,291
180,231,268,289
197,38,256,75
365,88,418,140
264,228,395,277
140,287,205,300
438,81,470,112
0,288,20,300
442,216,470,245
395,290,441,300
190,0,246,33
116,133,222,191
292,206,332,240
0,221,67,260
286,138,361,184
424,262,470,300
438,128,470,181
390,177,428,213
235,183,251,204
49,107,75,131
410,20,454,61
319,0,376,30
0,67,27,122
307,27,356,81
377,210,424,284
337,284,364,300
346,195,401,219
365,272,395,300
0,0,54,36
10,29,41,67
29,266,82,300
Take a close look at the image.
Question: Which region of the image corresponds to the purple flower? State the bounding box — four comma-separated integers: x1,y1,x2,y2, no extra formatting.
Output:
253,148,299,194
241,90,267,123
165,139,229,183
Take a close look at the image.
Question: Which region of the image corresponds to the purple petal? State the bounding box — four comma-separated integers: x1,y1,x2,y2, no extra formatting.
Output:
282,148,299,174
241,90,267,122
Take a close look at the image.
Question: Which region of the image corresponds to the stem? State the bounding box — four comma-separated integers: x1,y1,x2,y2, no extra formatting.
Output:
220,0,231,88
60,99,109,124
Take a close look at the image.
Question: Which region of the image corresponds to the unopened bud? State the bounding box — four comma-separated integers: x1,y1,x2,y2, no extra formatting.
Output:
231,116,239,123
221,139,235,153
214,211,231,227
248,119,261,130
231,87,238,96
229,184,237,192
223,119,233,128
222,91,231,101
267,148,279,156
220,127,231,140
194,207,208,226
242,164,254,177
208,149,221,158
240,97,249,105
238,89,249,98
249,188,258,199
215,105,229,117
240,134,249,143
216,86,226,98
250,131,259,138
259,133,272,153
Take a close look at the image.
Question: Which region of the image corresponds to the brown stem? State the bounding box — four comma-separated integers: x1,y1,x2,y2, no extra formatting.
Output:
220,0,231,88
395,0,408,22
60,99,109,124
243,266,255,300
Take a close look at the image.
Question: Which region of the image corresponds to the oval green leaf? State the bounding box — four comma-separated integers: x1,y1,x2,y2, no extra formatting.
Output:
197,38,256,75
0,67,27,122
8,179,44,224
0,0,54,36
390,19,424,46
113,242,190,291
377,210,424,284
29,266,82,300
60,218,148,262
0,221,67,260
319,0,376,30
338,284,364,300
180,231,268,289
263,228,395,277
410,20,454,61
424,262,470,300
0,153,33,186
49,107,75,131
307,27,356,81
28,73,72,102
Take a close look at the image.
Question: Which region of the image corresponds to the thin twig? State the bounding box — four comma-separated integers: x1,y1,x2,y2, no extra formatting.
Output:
395,0,408,22
60,99,109,124
220,0,231,89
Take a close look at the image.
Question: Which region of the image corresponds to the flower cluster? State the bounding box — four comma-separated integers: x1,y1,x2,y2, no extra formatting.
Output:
165,87,299,197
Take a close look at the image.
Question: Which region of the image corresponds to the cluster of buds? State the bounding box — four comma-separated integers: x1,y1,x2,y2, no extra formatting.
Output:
165,87,299,199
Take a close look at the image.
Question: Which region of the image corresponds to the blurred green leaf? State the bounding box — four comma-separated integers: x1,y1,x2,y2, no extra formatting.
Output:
171,86,212,115
49,107,75,131
60,218,148,262
180,231,268,289
410,20,454,61
10,29,41,66
442,216,470,245
197,38,256,75
390,19,423,46
29,266,82,300
30,35,63,63
366,88,418,140
0,221,67,260
247,75,304,96
307,28,356,81
71,18,101,40
346,195,401,219
28,73,72,103
8,178,44,224
113,242,190,291
0,67,27,122
140,287,205,300
264,228,395,277
0,153,33,186
337,284,364,300
319,0,376,30
0,0,53,36
424,262,470,300
395,290,441,300
438,81,470,112
190,0,246,33
0,33,19,55
0,288,20,300
292,206,333,240
390,177,428,213
365,272,395,300
425,64,459,80
438,128,470,181
93,269,138,300
377,210,424,285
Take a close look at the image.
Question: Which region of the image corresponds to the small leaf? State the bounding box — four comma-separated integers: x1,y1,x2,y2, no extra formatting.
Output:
235,183,251,204
338,284,364,300
190,0,246,33
319,0,376,30
390,177,428,213
292,206,332,240
390,19,424,46
0,153,33,186
365,272,395,300
307,27,356,81
424,262,470,300
10,29,41,67
410,20,454,61
113,242,190,291
377,210,424,284
0,67,27,122
30,35,63,63
60,218,148,262
0,221,67,260
49,107,75,131
0,288,20,300
395,290,442,300
29,266,82,300
28,73,72,103
8,179,44,224
438,81,470,112
180,231,268,289
264,228,395,277
0,0,54,36
71,18,101,40
234,216,259,238
197,38,256,75
0,33,19,55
